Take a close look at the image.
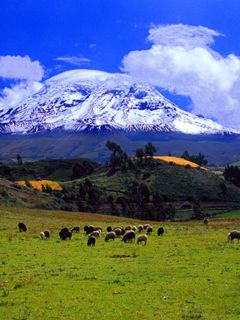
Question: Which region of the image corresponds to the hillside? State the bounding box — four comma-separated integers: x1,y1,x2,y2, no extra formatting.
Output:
0,155,240,219
0,178,63,209
61,158,240,219
67,160,240,202
0,157,99,181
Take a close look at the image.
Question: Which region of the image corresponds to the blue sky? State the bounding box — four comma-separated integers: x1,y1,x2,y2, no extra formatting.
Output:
1,0,240,128
1,0,240,75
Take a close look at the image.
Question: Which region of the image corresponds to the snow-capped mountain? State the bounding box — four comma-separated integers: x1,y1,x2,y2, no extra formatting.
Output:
0,69,237,135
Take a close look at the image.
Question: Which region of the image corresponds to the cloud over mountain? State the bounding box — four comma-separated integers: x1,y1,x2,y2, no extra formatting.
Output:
122,24,240,130
0,55,44,109
0,55,44,81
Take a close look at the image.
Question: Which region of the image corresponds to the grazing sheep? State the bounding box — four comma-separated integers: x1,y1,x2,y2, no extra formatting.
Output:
114,226,124,235
157,227,164,236
143,224,150,230
88,230,100,238
94,226,102,232
84,225,94,235
107,226,112,232
137,234,148,245
227,230,240,241
138,225,143,233
114,228,122,237
125,225,132,232
87,225,94,235
113,226,122,230
132,226,137,232
40,230,50,240
105,231,116,242
146,226,153,235
59,228,72,240
203,218,208,226
18,222,27,232
60,227,69,234
71,226,80,233
87,237,96,247
122,231,135,243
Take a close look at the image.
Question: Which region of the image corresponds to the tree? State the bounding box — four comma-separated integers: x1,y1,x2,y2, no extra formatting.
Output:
145,142,157,158
17,154,23,166
181,150,208,166
106,140,128,174
192,201,204,219
181,150,190,161
71,163,85,180
224,165,240,187
136,148,145,162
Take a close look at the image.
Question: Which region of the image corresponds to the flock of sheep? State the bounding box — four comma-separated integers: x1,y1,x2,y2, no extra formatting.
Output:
17,222,165,246
18,220,240,244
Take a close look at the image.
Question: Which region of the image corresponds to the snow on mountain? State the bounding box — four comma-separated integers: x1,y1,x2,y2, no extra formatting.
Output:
0,69,237,135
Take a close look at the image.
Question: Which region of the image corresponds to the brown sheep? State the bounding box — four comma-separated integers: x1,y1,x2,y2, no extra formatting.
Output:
227,230,240,241
146,226,153,235
71,226,80,233
138,225,143,233
137,234,148,245
143,224,150,230
132,226,137,232
114,228,122,237
125,225,132,232
203,218,208,226
105,231,116,242
114,226,125,235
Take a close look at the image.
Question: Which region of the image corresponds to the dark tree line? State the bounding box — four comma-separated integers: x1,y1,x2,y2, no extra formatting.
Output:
224,165,240,187
181,150,208,166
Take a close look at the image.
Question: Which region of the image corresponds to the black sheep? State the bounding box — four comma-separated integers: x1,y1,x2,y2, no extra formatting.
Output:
87,237,96,246
59,228,72,240
157,227,164,236
106,226,112,232
18,222,27,232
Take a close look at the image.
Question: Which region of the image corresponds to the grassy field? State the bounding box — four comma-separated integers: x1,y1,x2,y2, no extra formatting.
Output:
1,207,240,319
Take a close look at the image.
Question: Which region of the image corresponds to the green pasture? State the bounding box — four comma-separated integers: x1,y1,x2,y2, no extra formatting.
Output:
0,207,240,319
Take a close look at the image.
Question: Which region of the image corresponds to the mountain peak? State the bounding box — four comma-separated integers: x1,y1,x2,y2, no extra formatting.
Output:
0,69,237,135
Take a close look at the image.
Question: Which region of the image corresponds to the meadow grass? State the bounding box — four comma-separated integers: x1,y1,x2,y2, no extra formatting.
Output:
0,207,240,319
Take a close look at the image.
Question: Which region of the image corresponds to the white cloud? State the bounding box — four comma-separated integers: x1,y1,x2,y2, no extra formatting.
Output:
0,81,43,110
122,24,240,130
0,55,44,81
0,55,44,109
56,56,90,66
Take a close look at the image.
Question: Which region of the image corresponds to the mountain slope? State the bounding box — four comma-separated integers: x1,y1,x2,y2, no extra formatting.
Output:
0,69,236,135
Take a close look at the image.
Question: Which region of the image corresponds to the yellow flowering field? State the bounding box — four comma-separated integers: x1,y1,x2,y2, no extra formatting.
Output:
17,180,63,191
153,156,207,170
